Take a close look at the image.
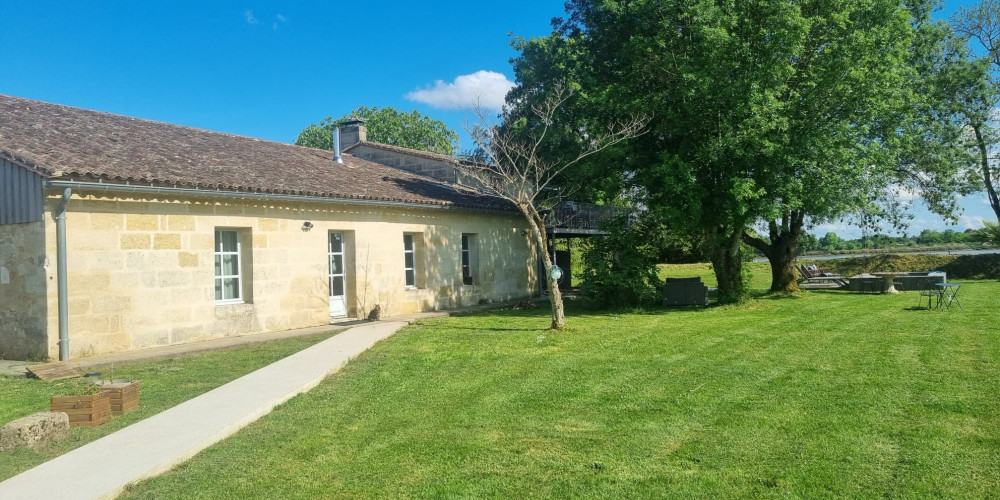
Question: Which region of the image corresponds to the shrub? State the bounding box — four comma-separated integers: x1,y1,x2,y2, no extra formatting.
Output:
970,221,1000,248
580,215,663,308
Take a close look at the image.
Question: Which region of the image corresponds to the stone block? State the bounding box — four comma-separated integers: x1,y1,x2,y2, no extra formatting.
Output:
69,298,91,315
153,233,181,250
73,232,119,251
167,215,196,231
110,271,140,289
0,412,70,451
90,295,133,314
258,218,279,231
90,213,124,230
170,325,205,343
90,252,125,270
76,315,111,335
178,252,199,267
190,234,214,249
68,271,111,289
187,203,217,215
243,205,266,216
157,271,192,287
126,214,160,231
131,329,170,349
76,198,120,211
121,233,151,249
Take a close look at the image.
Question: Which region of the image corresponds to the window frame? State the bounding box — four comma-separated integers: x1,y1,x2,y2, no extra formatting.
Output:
214,229,244,304
462,233,475,286
403,233,417,289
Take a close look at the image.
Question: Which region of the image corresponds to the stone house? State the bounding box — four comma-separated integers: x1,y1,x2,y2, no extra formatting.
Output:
0,95,537,361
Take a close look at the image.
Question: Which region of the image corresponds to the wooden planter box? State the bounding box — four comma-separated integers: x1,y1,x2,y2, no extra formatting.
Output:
96,380,140,416
50,392,111,428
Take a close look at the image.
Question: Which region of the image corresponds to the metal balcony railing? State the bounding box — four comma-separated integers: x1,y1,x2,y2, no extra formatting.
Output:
544,201,626,232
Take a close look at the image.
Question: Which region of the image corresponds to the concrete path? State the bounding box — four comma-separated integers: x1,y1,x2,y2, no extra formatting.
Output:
0,320,409,500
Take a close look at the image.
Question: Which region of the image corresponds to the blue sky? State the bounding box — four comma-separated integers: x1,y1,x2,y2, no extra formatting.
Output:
0,0,992,237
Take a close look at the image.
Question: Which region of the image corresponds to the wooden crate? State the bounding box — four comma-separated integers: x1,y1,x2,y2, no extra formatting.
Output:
96,380,140,416
50,392,111,428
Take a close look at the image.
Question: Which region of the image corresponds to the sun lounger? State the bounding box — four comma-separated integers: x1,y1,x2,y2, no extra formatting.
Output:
798,265,848,288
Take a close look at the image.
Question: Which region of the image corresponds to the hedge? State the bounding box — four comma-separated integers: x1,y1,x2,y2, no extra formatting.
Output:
800,253,1000,280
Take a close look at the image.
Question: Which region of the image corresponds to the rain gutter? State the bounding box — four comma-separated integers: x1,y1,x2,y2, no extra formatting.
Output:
43,180,513,216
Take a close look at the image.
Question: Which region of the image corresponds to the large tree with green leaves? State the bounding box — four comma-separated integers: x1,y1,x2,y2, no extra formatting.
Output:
954,0,1000,222
512,0,975,300
741,7,981,292
296,106,459,155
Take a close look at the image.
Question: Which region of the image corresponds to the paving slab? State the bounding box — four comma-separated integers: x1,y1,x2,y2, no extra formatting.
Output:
0,320,408,500
0,360,40,379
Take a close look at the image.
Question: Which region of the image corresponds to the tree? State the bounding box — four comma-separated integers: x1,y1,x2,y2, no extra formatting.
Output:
513,0,974,300
457,84,646,329
744,10,982,291
819,232,843,252
580,212,665,308
296,106,459,155
953,1,1000,222
972,219,1000,246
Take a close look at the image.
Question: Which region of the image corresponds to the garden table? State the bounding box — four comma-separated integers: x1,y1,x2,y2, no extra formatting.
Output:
935,282,962,310
872,272,908,294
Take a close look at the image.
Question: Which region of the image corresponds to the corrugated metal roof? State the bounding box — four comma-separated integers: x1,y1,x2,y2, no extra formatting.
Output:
0,157,43,225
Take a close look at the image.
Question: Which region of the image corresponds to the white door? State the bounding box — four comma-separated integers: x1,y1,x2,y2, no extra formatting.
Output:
328,232,348,318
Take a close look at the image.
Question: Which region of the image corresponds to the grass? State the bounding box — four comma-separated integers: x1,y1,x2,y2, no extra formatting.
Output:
0,330,338,482
120,270,1000,499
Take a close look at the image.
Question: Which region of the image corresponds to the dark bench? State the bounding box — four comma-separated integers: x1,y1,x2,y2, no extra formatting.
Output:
664,277,708,306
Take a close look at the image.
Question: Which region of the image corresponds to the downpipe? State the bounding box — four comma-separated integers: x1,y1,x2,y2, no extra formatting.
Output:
55,188,71,361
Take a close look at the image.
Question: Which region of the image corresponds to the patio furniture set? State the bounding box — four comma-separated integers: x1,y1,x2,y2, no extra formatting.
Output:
798,267,962,310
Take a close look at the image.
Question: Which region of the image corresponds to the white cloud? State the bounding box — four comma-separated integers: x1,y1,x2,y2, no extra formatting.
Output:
273,14,287,30
244,10,259,24
406,71,515,110
959,214,986,230
893,185,921,201
809,221,854,236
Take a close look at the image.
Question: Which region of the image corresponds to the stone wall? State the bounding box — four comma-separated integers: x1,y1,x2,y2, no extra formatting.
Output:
41,191,538,359
0,220,48,360
348,144,461,184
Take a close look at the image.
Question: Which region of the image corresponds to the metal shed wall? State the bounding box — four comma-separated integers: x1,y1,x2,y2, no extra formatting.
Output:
0,158,44,225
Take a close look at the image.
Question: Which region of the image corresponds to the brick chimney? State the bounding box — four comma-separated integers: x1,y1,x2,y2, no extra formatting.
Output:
338,119,367,149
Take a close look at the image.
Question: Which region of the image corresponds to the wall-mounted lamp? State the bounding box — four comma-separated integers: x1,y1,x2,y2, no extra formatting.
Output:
302,221,314,231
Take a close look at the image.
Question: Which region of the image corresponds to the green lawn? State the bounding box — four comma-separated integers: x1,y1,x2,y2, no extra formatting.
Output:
121,278,1000,498
0,331,338,482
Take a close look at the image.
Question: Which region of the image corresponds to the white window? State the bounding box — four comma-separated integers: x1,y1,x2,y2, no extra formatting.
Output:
403,233,416,288
215,230,242,303
462,233,477,286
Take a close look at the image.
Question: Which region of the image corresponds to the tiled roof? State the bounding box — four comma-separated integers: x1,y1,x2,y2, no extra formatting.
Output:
0,94,512,212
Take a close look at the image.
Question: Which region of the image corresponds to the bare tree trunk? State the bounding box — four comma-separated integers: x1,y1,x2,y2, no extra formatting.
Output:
527,209,565,330
539,247,566,330
743,210,804,293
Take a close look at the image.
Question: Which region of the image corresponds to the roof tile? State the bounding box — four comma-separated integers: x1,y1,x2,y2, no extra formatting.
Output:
0,94,511,212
